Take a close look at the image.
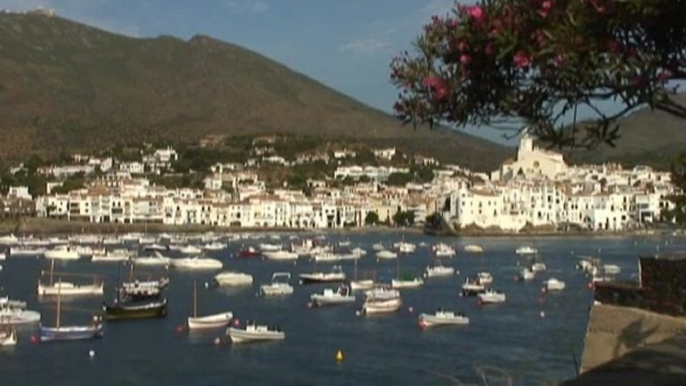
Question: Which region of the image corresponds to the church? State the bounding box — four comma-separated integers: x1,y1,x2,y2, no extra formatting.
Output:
491,131,568,181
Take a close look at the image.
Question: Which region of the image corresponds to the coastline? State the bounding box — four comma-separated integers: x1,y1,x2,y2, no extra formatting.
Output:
0,217,682,238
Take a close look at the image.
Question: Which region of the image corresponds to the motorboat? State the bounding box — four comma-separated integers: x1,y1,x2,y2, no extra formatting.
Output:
0,234,19,245
259,243,282,252
372,243,385,251
312,252,360,263
461,278,486,297
238,247,261,258
531,262,547,272
8,246,47,257
391,276,424,289
263,250,298,261
187,281,233,330
171,256,223,270
418,309,469,328
144,243,168,252
138,236,157,245
92,249,132,262
120,278,169,301
133,251,171,266
44,245,80,260
299,265,346,285
74,246,94,257
179,245,203,255
214,271,253,287
0,326,17,346
394,241,416,254
102,237,121,246
544,278,566,291
515,246,538,255
19,237,51,247
260,272,294,296
464,244,484,253
349,279,375,291
361,290,402,315
516,267,535,281
227,323,285,343
0,297,41,325
202,242,226,251
103,299,168,320
37,280,104,296
376,250,398,260
364,287,400,301
477,272,493,285
477,289,506,304
310,285,355,307
433,243,456,257
424,264,456,278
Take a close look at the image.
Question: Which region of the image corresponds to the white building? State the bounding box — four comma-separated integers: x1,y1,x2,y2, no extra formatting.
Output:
492,132,568,181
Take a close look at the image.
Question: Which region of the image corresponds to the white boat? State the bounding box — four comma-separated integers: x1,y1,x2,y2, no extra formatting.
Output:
603,264,621,275
515,246,538,255
464,244,484,253
187,282,233,330
351,247,366,256
312,252,360,263
92,249,131,262
424,264,456,278
102,237,121,246
259,243,282,252
74,246,94,257
0,251,4,261
37,281,104,296
394,241,416,253
202,242,226,251
372,243,385,251
477,272,493,285
376,250,398,260
0,234,19,245
263,250,298,261
19,238,51,247
179,245,203,255
0,327,17,346
364,287,400,301
0,297,41,325
544,278,566,291
433,243,456,257
418,309,469,328
144,243,168,252
478,289,506,304
361,290,402,315
349,279,375,291
260,272,294,296
137,236,157,245
214,271,253,287
9,246,47,257
517,267,535,281
299,266,346,284
310,285,355,307
171,257,223,270
461,278,486,297
391,277,424,289
133,251,171,266
44,245,80,260
227,323,285,343
531,262,547,272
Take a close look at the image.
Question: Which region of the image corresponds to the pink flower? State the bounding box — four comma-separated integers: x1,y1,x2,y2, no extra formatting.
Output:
466,5,484,20
460,54,472,65
458,41,469,51
422,76,449,100
541,1,552,10
513,51,531,68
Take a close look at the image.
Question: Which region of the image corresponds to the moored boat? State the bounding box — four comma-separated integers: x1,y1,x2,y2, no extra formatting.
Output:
238,247,261,258
361,289,402,315
391,276,424,289
531,262,547,272
464,244,484,253
187,281,232,330
461,278,486,297
103,299,168,320
132,251,171,266
418,309,469,328
424,264,456,278
171,256,223,270
310,285,355,307
39,279,103,342
477,272,493,285
227,323,285,344
92,249,131,262
263,250,298,261
515,246,538,255
477,289,506,304
37,280,104,296
0,326,17,346
516,267,535,281
375,250,398,260
299,265,346,285
543,278,566,291
214,271,253,287
0,297,41,325
178,245,202,255
260,272,294,296
44,245,80,260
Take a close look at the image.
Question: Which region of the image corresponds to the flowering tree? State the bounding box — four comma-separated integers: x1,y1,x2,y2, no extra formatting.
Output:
391,0,686,149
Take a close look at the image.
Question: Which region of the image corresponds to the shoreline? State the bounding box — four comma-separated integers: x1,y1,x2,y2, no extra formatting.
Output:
0,217,682,238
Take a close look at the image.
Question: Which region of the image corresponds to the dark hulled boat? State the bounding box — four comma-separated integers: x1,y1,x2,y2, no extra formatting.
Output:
103,299,168,320
299,266,346,285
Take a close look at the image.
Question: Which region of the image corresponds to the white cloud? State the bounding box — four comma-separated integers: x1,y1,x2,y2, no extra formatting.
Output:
339,37,392,55
225,0,269,13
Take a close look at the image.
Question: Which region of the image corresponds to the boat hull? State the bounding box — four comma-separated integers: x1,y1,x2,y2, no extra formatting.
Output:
38,283,104,296
461,287,486,297
40,325,103,342
419,314,470,327
299,275,346,285
0,309,41,325
349,280,375,291
0,328,16,346
260,285,294,296
227,328,285,343
310,295,355,307
362,298,402,315
188,312,233,330
103,301,168,320
391,279,424,289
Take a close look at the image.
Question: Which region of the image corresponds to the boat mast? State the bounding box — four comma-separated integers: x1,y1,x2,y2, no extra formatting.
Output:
193,281,198,318
49,258,55,286
353,258,358,281
56,277,62,329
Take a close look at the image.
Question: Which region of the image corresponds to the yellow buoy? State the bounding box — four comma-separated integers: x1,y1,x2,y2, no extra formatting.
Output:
336,350,344,362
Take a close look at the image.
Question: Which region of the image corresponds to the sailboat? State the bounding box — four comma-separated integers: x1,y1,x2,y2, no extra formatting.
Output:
390,258,423,289
39,279,104,342
103,264,168,321
349,258,374,291
0,325,17,346
37,260,104,296
187,281,233,330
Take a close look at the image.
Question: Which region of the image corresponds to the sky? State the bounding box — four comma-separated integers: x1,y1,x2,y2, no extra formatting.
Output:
0,0,628,146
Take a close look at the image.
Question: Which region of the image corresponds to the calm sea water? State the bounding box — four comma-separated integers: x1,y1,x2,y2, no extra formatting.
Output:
1,232,684,386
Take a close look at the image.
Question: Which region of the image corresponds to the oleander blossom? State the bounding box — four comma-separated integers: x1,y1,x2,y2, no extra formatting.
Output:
513,51,531,68
466,5,484,20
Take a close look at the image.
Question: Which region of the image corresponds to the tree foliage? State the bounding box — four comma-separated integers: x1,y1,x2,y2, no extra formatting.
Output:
665,152,686,223
393,210,416,227
364,211,380,225
392,0,686,149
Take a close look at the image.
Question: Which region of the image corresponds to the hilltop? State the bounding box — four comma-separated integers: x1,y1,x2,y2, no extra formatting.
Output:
0,12,511,171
